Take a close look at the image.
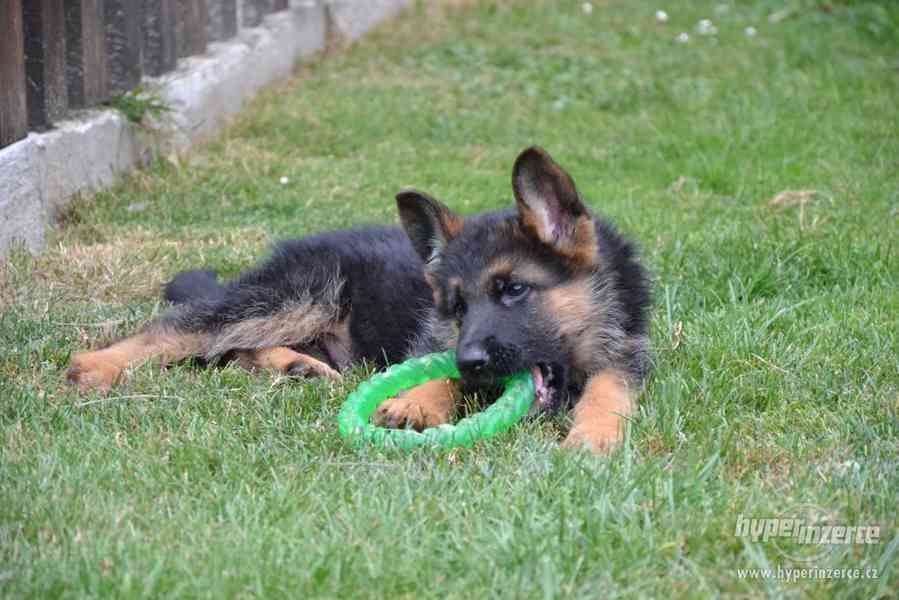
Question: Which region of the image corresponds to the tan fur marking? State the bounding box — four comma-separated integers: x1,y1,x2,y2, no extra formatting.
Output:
67,330,208,392
235,347,341,380
512,261,557,287
568,216,599,268
487,256,515,277
562,370,633,453
545,279,593,334
207,305,334,359
516,215,598,270
374,378,461,430
206,277,344,359
442,209,465,239
480,256,559,292
291,353,339,380
543,279,598,372
518,205,543,242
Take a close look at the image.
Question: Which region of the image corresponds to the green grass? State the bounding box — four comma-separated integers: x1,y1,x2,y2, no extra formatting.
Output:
2,0,898,597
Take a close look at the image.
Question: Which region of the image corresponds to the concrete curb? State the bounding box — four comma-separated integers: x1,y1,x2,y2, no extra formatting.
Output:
0,0,410,258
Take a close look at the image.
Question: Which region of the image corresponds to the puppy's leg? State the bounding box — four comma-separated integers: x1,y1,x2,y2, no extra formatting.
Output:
374,378,460,430
561,370,634,453
67,321,208,393
233,347,341,380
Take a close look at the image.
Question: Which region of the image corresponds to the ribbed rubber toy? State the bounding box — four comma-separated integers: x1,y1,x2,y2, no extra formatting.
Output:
337,350,535,450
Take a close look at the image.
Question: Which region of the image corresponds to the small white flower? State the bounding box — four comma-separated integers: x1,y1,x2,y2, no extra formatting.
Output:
655,10,669,23
696,19,717,35
551,96,569,112
582,2,593,15
715,3,729,15
279,176,289,185
676,32,689,43
744,26,757,37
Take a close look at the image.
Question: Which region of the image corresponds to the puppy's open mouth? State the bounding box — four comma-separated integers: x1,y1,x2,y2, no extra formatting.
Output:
529,363,563,413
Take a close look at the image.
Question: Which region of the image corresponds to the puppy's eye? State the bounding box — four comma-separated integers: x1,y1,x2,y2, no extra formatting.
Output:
502,282,530,302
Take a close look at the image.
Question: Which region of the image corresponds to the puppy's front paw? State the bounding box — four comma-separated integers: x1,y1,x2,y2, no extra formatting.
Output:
66,352,122,393
561,425,621,454
373,396,450,431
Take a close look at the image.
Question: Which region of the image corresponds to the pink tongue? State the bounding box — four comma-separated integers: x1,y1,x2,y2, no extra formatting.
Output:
530,366,545,404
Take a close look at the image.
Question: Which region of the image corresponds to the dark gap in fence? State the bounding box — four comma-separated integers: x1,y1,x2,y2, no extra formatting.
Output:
1,0,28,147
24,0,68,131
65,0,109,108
176,0,208,58
242,0,273,28
208,0,238,42
105,0,143,95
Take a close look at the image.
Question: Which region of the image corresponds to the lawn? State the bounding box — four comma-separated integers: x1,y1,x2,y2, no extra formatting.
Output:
2,0,897,597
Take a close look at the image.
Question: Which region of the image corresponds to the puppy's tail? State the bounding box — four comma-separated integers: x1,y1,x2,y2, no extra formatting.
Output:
163,269,225,305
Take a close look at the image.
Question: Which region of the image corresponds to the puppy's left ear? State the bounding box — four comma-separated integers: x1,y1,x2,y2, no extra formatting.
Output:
397,189,463,263
512,147,597,268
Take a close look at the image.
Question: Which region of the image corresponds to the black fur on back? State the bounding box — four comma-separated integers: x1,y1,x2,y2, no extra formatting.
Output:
164,270,225,305
162,227,434,367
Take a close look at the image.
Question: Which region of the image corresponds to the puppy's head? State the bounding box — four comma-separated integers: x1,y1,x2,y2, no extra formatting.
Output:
398,147,599,411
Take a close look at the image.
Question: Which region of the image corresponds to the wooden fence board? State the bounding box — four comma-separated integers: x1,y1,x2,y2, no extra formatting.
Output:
65,0,109,108
207,0,237,42
143,0,177,76
176,0,208,58
242,0,273,28
24,0,68,130
104,0,142,94
1,0,28,146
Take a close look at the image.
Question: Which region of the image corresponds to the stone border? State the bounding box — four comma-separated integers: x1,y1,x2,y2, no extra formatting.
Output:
0,0,410,257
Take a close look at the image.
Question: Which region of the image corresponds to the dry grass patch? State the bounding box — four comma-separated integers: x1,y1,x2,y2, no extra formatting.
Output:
1,227,268,311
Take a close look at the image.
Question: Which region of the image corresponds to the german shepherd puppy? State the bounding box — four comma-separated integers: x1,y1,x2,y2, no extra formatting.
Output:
67,147,650,452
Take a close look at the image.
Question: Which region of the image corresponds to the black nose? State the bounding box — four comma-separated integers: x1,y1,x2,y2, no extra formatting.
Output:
456,342,490,376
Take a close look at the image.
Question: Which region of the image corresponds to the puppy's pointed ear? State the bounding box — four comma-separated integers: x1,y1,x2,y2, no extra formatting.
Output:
397,189,464,263
512,147,597,268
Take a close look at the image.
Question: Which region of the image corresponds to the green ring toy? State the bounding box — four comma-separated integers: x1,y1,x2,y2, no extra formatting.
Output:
337,350,535,450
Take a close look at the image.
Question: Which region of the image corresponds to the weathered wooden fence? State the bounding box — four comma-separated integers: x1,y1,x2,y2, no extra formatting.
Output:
0,0,294,149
